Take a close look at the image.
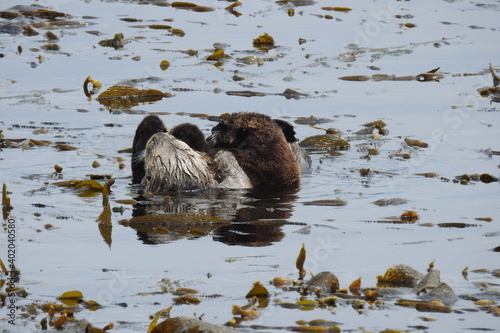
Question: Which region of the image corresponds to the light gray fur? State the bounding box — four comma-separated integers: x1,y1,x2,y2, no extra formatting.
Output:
289,142,312,174
144,133,217,193
214,150,253,189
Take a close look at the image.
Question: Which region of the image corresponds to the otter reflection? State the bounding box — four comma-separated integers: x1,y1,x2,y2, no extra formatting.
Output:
119,188,300,246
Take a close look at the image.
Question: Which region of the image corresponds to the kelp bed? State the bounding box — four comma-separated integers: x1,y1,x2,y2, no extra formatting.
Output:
1,0,500,332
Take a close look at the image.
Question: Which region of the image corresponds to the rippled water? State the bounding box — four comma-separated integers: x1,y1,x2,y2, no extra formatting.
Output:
1,0,500,332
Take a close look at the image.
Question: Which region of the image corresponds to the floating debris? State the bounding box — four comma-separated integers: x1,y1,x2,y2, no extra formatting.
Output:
171,2,215,12
302,199,347,206
299,135,350,151
226,90,267,97
253,33,275,52
296,243,306,280
305,271,339,293
400,211,419,222
478,64,500,102
404,138,428,148
206,49,227,61
246,281,269,298
416,67,444,82
377,264,424,287
321,7,352,12
98,33,127,49
159,60,170,70
96,85,172,109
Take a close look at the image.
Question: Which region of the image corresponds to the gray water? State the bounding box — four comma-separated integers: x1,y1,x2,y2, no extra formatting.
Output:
1,0,499,332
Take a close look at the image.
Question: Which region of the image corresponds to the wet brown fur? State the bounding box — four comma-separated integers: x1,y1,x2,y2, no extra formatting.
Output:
210,112,300,190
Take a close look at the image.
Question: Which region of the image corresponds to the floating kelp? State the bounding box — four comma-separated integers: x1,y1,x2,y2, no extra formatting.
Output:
22,25,39,36
396,299,452,313
253,33,275,52
415,172,439,178
416,67,444,82
339,67,443,82
206,49,228,61
171,28,185,37
279,88,308,100
299,135,350,151
400,211,419,222
159,60,170,70
53,143,78,151
96,85,172,109
478,63,500,102
321,7,352,12
302,199,347,207
98,33,127,49
455,173,498,184
40,43,60,51
83,76,102,98
225,1,242,16
304,271,339,294
45,30,58,40
0,138,51,149
171,2,215,12
232,304,260,319
173,295,201,304
226,90,267,97
437,222,480,228
57,290,83,306
246,281,269,298
349,277,362,295
0,11,20,19
377,264,424,287
52,179,114,197
2,183,13,220
404,138,428,148
296,243,306,280
148,24,172,30
400,22,417,28
23,9,70,20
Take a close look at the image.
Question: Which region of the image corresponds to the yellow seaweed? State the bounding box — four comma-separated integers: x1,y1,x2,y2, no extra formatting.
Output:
96,85,167,109
253,33,275,51
246,282,269,298
206,49,226,61
296,243,306,280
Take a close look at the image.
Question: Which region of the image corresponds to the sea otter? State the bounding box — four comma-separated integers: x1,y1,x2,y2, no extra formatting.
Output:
131,112,302,192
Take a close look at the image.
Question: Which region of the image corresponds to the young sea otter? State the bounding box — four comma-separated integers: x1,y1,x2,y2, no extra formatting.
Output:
131,112,302,192
131,114,166,184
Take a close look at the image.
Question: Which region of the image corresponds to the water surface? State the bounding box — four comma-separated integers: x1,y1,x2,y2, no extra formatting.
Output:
1,0,499,332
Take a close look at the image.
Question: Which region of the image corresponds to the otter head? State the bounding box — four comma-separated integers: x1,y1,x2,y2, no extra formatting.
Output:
132,115,167,184
273,119,298,143
209,112,300,191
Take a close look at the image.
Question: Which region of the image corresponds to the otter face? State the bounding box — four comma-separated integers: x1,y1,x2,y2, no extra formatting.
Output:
209,112,279,150
273,119,297,143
